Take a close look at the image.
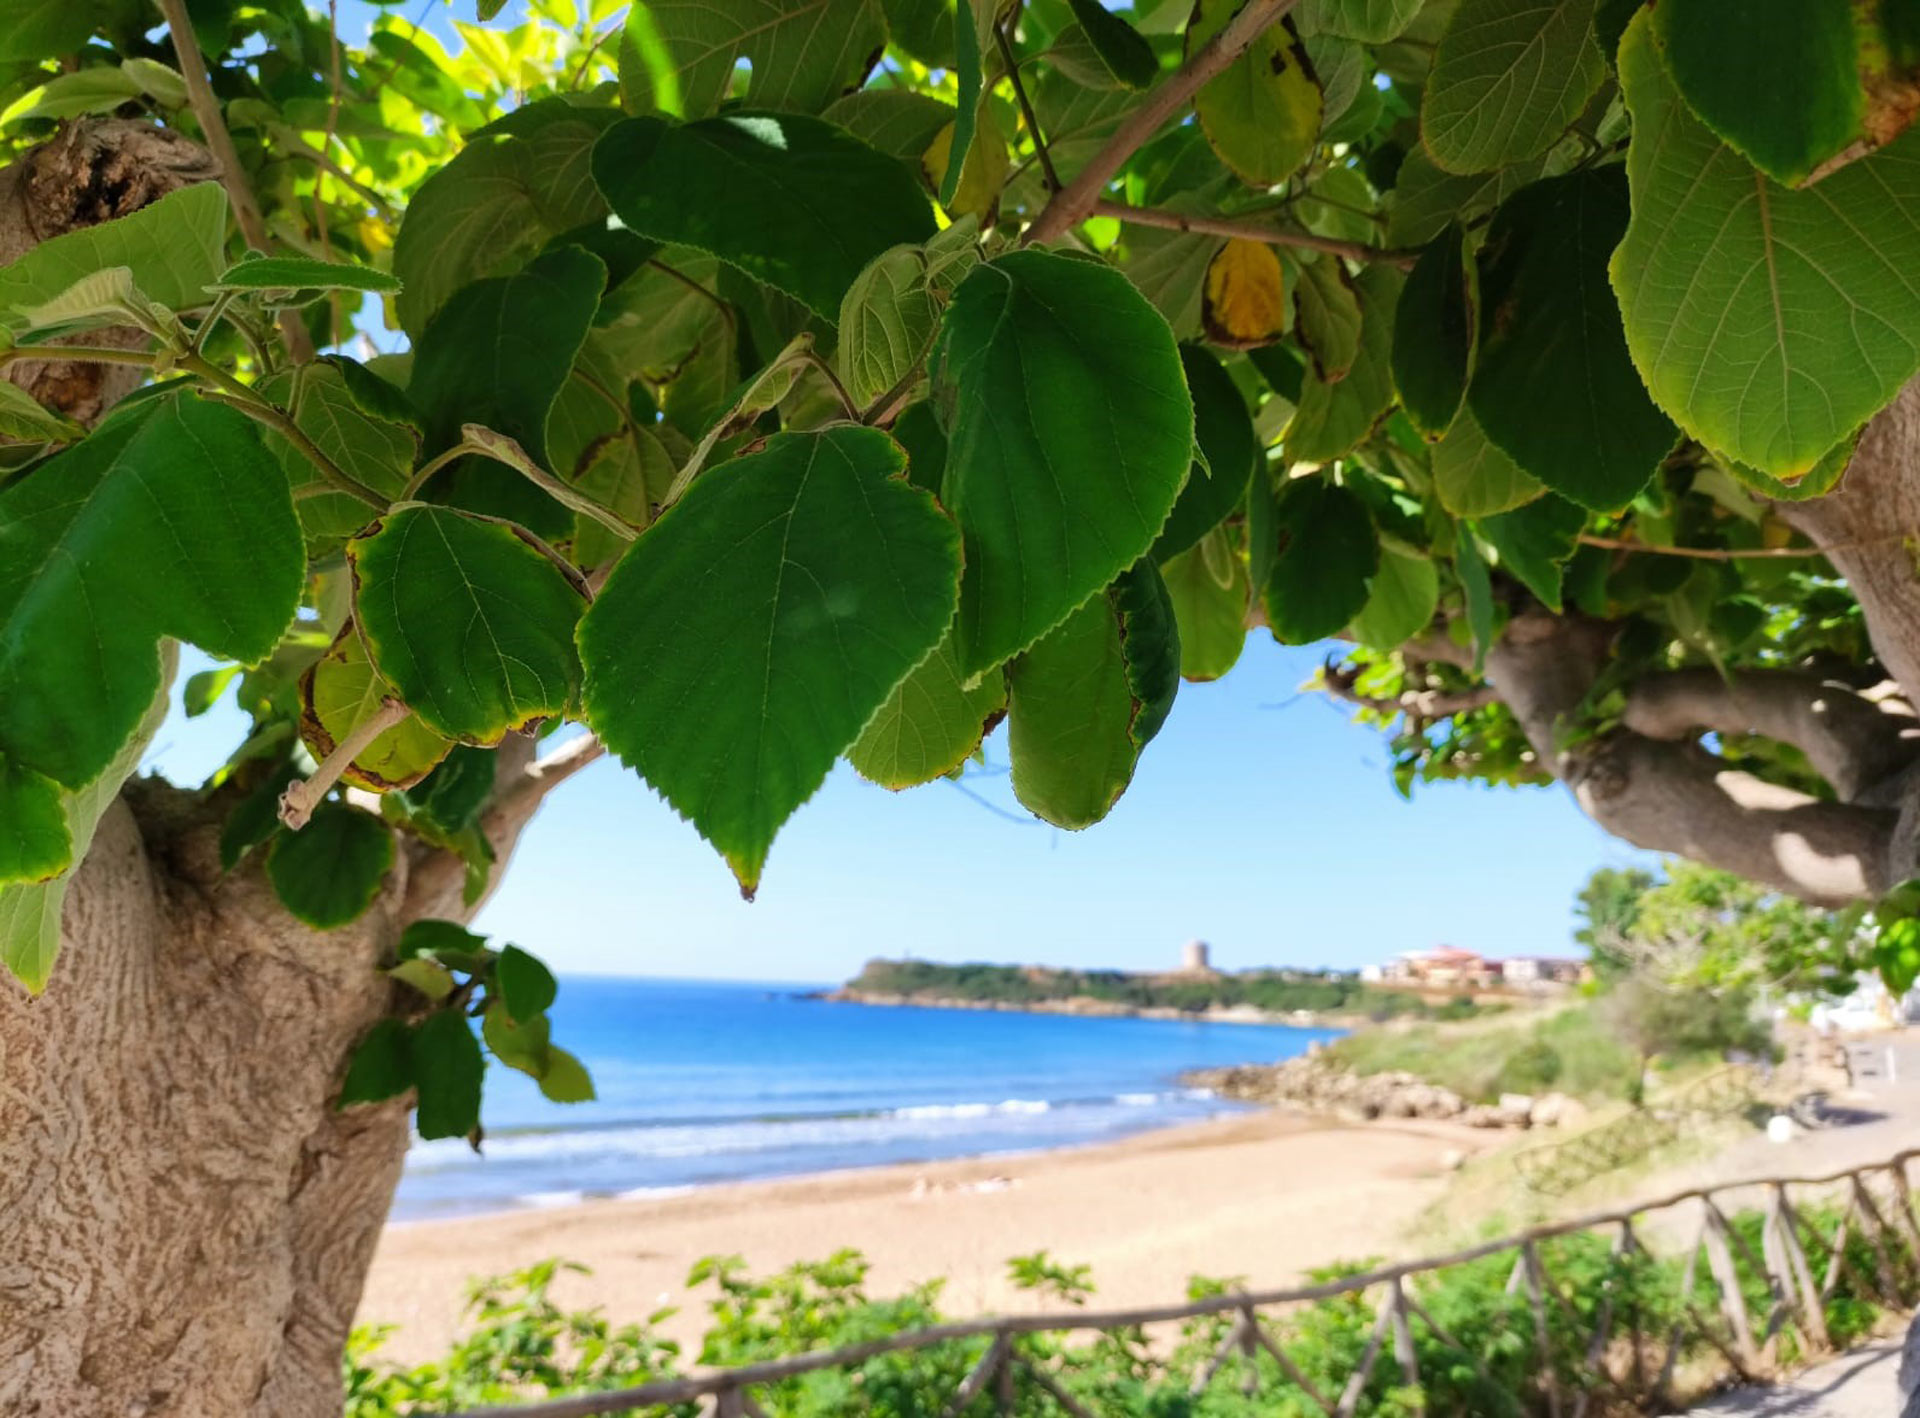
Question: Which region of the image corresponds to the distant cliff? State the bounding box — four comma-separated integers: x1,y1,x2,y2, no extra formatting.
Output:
824,959,1481,1025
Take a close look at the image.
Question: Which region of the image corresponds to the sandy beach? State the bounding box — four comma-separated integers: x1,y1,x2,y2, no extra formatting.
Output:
359,1109,1495,1360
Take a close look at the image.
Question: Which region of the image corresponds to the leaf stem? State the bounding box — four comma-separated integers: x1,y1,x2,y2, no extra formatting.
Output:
279,698,410,829
401,440,486,500
997,18,1059,194
0,345,157,368
1094,201,1416,268
460,424,640,544
182,352,386,507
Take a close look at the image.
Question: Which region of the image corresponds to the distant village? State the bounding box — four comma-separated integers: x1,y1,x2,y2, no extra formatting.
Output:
1357,945,1589,992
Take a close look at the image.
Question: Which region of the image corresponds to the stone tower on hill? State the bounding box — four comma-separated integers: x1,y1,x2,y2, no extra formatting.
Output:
1181,940,1214,975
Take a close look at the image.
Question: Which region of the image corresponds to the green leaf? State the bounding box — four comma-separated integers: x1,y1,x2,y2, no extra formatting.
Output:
1385,147,1545,247
391,109,613,337
1287,264,1402,463
619,0,886,118
0,394,302,792
838,233,979,406
299,627,452,791
1480,493,1585,611
1612,11,1920,477
578,427,961,896
389,957,456,1001
260,362,415,554
211,255,402,295
1007,563,1180,829
411,1008,485,1141
399,918,494,970
1650,0,1859,187
1470,166,1676,511
266,801,395,930
339,1019,415,1106
496,943,558,1023
823,90,958,159
1877,917,1920,994
1291,256,1362,383
848,631,1007,789
483,1000,551,1074
0,381,83,445
0,754,69,886
349,506,586,745
1431,403,1544,517
1162,532,1249,681
943,0,983,205
0,650,174,992
11,266,173,341
185,665,240,717
885,0,958,65
1349,544,1439,649
12,68,146,123
1189,3,1322,186
537,1046,597,1103
593,113,933,319
1455,521,1495,673
1298,0,1422,43
1262,476,1378,644
410,246,606,531
1153,345,1256,560
933,250,1193,676
1422,0,1605,173
1392,225,1476,438
1065,0,1158,87
0,0,95,61
0,183,227,329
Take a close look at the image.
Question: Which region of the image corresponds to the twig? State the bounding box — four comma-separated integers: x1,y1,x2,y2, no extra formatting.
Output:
485,732,609,823
1024,0,1300,244
279,698,410,828
1576,534,1839,561
181,352,385,505
154,0,319,364
1320,661,1499,718
1094,200,1416,268
997,19,1058,193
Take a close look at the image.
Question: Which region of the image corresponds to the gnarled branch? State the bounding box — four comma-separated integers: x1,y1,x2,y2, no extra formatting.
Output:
1622,667,1919,803
1320,659,1500,719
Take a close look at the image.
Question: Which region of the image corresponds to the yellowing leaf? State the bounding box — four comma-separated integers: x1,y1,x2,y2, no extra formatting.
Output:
1202,238,1286,349
923,110,1011,219
1190,3,1323,187
300,627,453,791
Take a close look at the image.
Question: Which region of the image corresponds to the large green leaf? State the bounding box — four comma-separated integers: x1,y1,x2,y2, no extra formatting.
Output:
593,114,934,319
349,506,587,744
1386,147,1544,246
1350,543,1439,649
1469,166,1676,511
1612,11,1920,477
211,255,403,296
266,801,395,930
391,107,613,338
496,943,559,1023
1480,492,1585,611
847,631,1006,789
0,183,226,327
578,427,961,895
620,0,886,118
1065,0,1158,87
838,231,979,407
1162,533,1250,681
1431,403,1543,517
409,246,606,535
0,395,301,792
261,362,415,553
1189,2,1323,186
1262,476,1378,643
1299,0,1422,43
932,250,1193,676
1650,0,1860,187
1392,225,1476,438
1287,264,1402,463
412,1008,485,1140
1007,562,1180,829
0,651,174,991
1292,255,1362,383
1153,345,1256,561
1421,0,1605,174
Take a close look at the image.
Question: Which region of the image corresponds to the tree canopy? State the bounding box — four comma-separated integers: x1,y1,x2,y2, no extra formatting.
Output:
6,0,1920,1140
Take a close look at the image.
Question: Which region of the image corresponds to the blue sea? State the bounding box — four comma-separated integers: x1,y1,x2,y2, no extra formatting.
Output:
394,977,1340,1221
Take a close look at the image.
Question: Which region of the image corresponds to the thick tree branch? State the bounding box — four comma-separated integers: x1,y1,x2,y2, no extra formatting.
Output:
1095,201,1417,268
1485,613,1896,905
1024,0,1299,245
1622,668,1920,803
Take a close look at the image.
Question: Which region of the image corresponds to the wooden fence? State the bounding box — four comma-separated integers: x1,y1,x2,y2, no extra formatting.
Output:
1510,1065,1760,1196
448,1148,1920,1418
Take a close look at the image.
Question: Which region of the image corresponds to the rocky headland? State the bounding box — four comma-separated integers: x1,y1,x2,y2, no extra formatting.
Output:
1183,1051,1586,1131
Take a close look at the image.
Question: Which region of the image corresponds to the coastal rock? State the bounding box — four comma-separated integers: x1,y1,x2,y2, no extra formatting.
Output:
1182,1055,1544,1127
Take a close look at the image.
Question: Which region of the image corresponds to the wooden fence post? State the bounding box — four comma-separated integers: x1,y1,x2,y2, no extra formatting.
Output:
1702,1203,1760,1372
1523,1241,1563,1418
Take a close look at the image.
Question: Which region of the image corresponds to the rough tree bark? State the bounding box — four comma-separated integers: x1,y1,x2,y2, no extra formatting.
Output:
0,123,581,1417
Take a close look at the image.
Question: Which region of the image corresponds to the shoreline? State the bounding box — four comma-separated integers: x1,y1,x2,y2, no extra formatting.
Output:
360,1107,1494,1361
817,988,1361,1028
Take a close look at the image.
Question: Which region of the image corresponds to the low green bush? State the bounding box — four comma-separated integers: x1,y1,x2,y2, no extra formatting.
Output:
344,1199,1897,1417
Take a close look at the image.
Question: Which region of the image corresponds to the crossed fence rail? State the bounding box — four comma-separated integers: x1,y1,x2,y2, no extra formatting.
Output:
1510,1065,1760,1196
448,1148,1920,1418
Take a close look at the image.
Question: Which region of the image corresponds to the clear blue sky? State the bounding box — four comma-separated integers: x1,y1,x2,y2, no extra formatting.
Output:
148,637,1650,983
